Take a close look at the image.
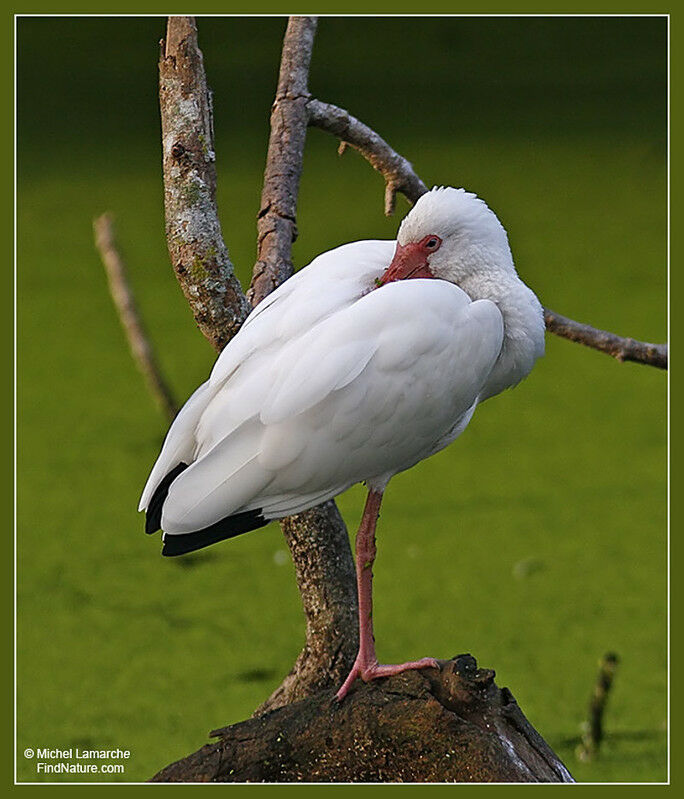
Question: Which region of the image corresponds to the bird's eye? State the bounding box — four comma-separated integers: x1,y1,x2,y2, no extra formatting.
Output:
424,236,440,250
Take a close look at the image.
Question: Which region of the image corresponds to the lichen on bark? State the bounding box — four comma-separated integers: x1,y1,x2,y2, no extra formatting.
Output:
159,17,250,352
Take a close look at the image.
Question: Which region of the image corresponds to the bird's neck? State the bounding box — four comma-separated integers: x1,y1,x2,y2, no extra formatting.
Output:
460,270,546,401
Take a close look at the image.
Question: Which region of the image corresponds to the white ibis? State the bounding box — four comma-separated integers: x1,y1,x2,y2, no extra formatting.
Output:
140,187,545,700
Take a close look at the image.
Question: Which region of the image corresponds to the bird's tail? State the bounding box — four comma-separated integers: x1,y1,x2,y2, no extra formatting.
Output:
161,510,269,556
144,462,269,556
145,462,189,535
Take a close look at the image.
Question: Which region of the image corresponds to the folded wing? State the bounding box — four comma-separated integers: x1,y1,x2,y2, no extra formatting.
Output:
154,279,503,536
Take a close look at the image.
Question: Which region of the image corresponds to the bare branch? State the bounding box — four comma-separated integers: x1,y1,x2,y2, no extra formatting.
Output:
307,98,428,213
249,16,318,307
577,652,620,761
307,100,667,369
247,16,358,716
159,16,250,353
94,213,179,421
543,309,667,369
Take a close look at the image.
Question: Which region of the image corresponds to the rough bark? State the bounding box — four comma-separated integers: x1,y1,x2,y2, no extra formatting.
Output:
249,16,317,306
159,17,250,352
253,502,359,716
151,655,574,783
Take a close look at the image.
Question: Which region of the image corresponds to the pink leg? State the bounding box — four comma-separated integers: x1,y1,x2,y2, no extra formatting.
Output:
335,489,438,701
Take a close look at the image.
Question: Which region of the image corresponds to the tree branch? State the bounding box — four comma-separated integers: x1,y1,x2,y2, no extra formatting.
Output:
253,503,358,716
543,310,667,369
249,16,317,307
306,100,667,370
94,212,179,421
247,16,358,716
159,16,250,352
577,652,620,761
308,98,428,215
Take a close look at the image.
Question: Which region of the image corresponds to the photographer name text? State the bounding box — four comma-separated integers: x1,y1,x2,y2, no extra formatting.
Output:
33,748,130,760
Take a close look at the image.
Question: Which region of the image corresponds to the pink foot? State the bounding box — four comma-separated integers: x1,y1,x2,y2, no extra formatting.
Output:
335,657,439,701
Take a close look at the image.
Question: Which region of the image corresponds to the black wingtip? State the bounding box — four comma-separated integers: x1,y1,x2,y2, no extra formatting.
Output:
144,462,189,534
162,509,269,556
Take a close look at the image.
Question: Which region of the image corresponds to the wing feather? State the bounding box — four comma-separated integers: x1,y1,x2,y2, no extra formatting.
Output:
161,420,275,533
138,381,214,511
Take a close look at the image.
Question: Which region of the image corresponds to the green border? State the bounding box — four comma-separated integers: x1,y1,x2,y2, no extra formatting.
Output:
5,3,678,15
7,9,15,793
9,4,674,793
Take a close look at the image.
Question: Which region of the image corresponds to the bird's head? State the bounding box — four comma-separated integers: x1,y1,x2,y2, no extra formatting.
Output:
378,187,516,287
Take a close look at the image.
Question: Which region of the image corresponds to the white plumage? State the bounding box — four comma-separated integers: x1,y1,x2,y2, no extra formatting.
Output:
141,189,543,537
139,186,545,698
142,245,505,530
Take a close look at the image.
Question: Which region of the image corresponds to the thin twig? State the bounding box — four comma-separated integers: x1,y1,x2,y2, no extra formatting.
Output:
307,98,428,214
307,100,667,370
94,213,179,421
577,652,620,761
544,309,667,369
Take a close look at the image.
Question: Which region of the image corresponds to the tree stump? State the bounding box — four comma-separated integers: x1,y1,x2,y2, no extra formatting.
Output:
151,655,574,783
